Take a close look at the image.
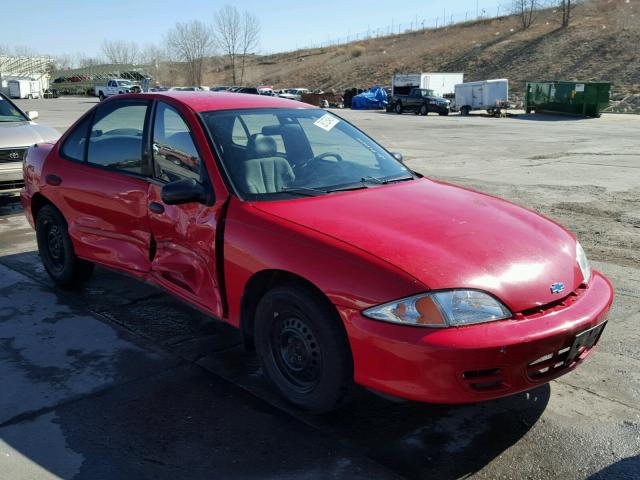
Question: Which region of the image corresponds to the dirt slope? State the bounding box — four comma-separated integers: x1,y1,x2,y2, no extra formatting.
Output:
201,0,638,97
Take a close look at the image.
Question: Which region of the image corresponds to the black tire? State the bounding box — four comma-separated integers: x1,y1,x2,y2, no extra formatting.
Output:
255,284,354,413
98,91,105,101
439,110,449,116
36,205,94,287
525,107,532,114
460,106,470,116
419,104,428,116
394,102,403,114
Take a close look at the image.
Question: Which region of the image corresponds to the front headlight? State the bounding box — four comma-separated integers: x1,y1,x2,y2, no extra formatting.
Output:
576,241,591,284
362,290,512,328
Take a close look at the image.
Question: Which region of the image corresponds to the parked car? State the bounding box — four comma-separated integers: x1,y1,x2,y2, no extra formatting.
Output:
211,86,233,92
234,87,259,95
0,92,59,197
390,88,450,116
278,88,310,101
95,78,139,101
21,92,613,413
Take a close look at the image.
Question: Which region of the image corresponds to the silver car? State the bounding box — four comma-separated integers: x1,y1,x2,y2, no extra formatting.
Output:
0,93,60,196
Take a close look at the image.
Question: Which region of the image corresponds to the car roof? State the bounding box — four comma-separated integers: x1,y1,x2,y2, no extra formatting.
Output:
128,91,315,112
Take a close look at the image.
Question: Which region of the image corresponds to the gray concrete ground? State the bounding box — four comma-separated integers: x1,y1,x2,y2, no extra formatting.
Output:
0,97,638,479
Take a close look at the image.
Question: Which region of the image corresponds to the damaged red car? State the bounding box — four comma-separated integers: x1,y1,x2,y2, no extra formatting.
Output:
22,92,613,412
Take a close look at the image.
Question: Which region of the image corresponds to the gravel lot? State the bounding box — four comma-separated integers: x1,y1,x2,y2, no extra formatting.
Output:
1,97,638,479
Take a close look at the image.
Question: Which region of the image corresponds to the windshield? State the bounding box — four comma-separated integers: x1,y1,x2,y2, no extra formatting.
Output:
117,80,133,86
419,89,435,97
0,95,27,122
202,108,413,201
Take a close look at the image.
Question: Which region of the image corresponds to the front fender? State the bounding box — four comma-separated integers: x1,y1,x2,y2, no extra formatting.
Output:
223,197,425,327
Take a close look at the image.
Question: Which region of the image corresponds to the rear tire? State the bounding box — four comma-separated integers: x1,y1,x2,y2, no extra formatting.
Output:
255,285,354,413
439,110,449,116
98,91,105,101
419,104,428,116
394,102,403,114
36,205,94,287
460,106,470,116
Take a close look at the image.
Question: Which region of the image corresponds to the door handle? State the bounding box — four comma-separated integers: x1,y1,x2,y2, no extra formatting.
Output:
149,202,165,214
45,174,62,186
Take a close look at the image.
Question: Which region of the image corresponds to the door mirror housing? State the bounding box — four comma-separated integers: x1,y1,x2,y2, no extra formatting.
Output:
161,178,209,205
27,111,39,120
391,152,404,163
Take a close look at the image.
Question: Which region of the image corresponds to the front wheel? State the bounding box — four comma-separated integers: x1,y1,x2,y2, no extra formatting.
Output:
394,102,403,114
255,285,354,413
439,110,449,116
419,104,428,116
36,205,94,287
98,92,105,101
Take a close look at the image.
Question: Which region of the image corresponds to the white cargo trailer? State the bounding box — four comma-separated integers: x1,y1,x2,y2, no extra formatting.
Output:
8,79,41,99
454,79,509,116
391,73,464,97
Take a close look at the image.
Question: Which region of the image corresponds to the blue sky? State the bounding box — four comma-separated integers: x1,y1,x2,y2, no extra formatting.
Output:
4,0,504,57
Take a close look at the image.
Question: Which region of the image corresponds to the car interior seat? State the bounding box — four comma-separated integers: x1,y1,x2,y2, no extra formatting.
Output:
241,134,294,194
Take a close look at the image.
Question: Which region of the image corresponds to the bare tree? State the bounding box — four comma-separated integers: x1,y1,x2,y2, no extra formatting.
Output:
213,5,241,84
166,20,214,86
239,12,260,84
512,0,539,29
213,6,261,85
54,54,74,70
559,0,573,28
101,40,140,64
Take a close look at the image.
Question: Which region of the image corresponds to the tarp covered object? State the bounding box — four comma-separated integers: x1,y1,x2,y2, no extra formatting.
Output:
351,87,388,110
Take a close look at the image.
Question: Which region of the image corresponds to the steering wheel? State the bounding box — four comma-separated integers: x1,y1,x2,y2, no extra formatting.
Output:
297,151,344,172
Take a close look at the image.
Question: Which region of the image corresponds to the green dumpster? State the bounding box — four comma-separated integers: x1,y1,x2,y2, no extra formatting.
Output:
524,81,611,117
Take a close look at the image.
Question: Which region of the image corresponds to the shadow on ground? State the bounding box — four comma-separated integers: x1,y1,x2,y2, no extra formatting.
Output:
0,250,549,479
509,113,598,122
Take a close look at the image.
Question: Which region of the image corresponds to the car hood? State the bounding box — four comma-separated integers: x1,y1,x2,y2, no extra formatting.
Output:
253,178,582,312
0,121,60,148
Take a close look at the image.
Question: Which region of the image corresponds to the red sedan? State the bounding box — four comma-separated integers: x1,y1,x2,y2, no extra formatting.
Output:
21,92,613,412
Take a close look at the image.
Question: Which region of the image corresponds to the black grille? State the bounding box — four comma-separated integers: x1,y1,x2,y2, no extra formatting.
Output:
0,179,24,190
0,148,26,164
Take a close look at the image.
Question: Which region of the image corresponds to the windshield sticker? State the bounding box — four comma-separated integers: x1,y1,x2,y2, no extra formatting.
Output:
314,114,339,132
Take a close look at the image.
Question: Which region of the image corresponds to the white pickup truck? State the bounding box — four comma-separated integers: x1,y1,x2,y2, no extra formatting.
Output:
95,79,140,100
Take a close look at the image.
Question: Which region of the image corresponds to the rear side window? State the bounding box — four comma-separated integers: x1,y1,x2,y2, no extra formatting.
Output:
60,115,91,162
87,100,149,174
152,102,201,181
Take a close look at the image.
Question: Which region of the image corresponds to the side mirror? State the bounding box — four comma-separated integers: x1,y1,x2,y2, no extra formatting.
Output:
391,152,404,163
27,111,39,120
161,178,209,205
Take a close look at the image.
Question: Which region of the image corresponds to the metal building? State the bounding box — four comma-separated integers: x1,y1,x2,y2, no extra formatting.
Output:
51,63,153,96
0,55,53,97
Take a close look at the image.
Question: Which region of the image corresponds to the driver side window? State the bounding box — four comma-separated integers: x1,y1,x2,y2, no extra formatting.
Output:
86,100,148,174
152,102,201,181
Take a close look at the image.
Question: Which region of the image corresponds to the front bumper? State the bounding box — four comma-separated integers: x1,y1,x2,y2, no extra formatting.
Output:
339,271,613,403
0,162,24,196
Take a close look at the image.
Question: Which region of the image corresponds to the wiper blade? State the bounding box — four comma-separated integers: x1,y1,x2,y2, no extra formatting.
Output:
361,175,414,185
280,186,328,196
325,183,370,193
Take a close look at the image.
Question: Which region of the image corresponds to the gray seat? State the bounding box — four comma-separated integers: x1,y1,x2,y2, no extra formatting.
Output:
241,134,294,194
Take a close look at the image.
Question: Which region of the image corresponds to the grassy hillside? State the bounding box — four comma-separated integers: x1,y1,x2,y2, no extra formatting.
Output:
200,0,638,97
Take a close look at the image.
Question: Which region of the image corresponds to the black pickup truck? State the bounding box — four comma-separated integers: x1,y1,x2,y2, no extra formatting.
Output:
390,88,450,116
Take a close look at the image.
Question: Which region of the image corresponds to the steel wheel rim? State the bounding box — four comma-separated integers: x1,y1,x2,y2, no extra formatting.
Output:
45,222,65,272
271,315,321,393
